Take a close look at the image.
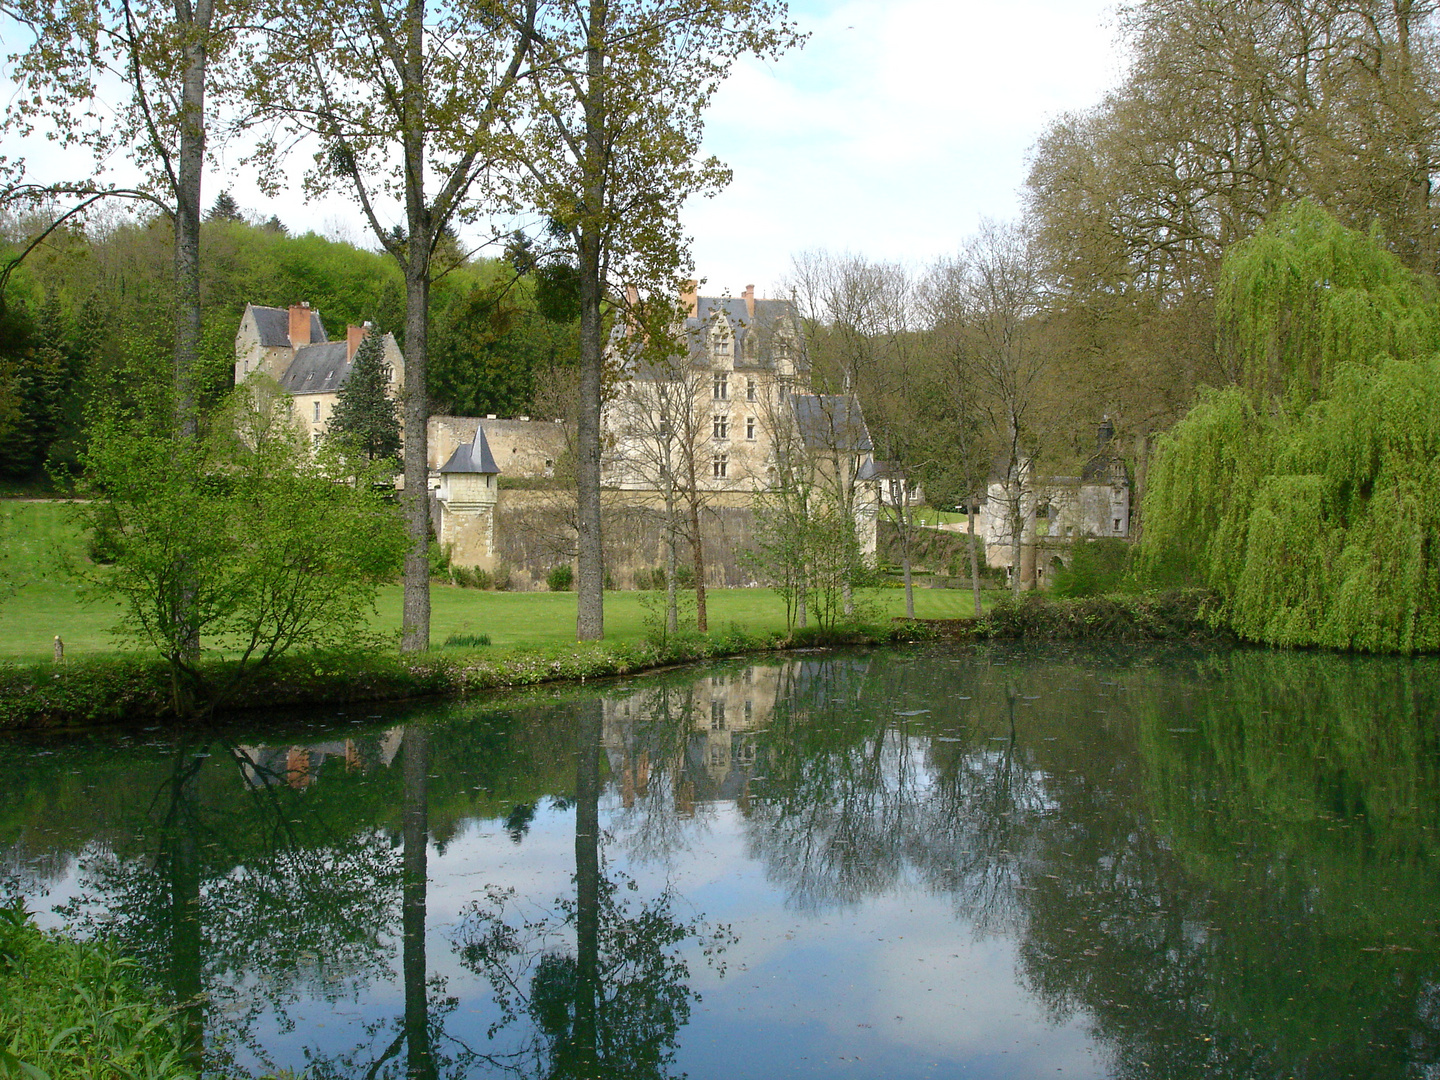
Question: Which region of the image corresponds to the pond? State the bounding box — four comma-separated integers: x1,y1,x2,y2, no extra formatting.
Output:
3,643,1439,1078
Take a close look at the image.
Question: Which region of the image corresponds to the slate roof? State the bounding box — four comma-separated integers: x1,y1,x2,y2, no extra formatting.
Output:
789,394,873,453
248,304,327,348
279,341,351,394
440,423,500,474
684,296,804,371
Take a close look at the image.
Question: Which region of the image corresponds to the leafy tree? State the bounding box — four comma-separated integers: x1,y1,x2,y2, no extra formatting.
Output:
327,328,401,468
74,378,407,716
1141,203,1440,651
243,0,535,653
513,0,803,642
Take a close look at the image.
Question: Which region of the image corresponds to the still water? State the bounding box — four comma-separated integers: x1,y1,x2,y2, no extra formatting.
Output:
3,643,1439,1078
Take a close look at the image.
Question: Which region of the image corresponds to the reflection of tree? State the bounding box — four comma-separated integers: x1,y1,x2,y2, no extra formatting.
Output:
57,734,403,1073
455,700,730,1080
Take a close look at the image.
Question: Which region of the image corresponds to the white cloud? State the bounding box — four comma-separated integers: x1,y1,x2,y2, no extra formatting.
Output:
690,0,1126,296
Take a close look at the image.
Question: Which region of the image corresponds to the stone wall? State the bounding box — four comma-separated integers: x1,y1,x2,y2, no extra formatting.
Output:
488,489,761,590
428,416,567,478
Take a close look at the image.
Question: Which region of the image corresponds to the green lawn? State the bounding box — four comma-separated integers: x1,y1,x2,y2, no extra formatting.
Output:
0,500,999,662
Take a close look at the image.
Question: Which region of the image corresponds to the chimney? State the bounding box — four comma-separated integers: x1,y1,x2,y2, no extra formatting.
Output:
289,302,312,347
1097,416,1115,452
743,283,755,320
625,284,639,308
347,321,371,362
680,279,698,319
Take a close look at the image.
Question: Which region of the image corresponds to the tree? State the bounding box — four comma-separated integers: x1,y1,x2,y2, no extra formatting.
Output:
74,379,407,716
2,0,248,438
243,0,537,652
512,0,802,641
1140,202,1440,651
326,327,402,469
205,191,243,223
915,256,994,616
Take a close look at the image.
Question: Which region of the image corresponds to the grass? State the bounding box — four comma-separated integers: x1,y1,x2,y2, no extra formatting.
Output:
0,500,1003,663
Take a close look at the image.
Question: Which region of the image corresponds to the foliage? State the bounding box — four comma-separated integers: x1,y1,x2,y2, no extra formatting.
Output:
72,384,406,715
546,564,574,592
976,589,1225,643
1218,200,1440,411
1049,537,1133,598
326,328,400,468
0,903,197,1080
1142,206,1440,651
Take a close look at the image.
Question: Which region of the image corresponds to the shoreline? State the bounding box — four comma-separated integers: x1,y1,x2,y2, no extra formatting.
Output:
0,590,1230,733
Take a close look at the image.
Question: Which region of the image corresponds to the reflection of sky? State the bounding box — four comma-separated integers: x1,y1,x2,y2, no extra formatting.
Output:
228,798,1099,1077
24,771,1105,1078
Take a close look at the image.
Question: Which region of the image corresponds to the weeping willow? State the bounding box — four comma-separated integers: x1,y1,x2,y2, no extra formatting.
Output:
1143,203,1440,652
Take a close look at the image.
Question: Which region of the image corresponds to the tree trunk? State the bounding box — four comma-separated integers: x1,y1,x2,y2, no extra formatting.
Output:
572,701,602,1074
686,489,708,633
166,748,205,1069
401,725,436,1080
573,0,607,642
896,495,914,618
399,0,432,654
173,0,210,662
967,504,982,619
664,479,679,636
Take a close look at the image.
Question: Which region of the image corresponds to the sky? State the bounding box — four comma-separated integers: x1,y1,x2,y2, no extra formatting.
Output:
690,0,1128,297
2,0,1129,300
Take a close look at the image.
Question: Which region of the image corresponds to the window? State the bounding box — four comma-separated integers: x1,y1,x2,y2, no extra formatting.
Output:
712,452,728,478
744,700,753,722
381,364,394,383
312,433,323,448
713,414,729,439
313,401,321,422
746,416,756,440
1114,518,1122,533
713,372,728,400
711,701,726,730
746,377,756,401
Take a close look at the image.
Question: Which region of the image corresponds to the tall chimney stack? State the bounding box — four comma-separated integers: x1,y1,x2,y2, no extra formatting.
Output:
680,279,698,319
289,302,313,347
347,322,371,362
743,284,755,320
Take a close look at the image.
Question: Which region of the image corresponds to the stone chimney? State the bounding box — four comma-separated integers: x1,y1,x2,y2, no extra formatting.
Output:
743,284,755,320
625,284,639,308
347,322,371,362
680,279,698,319
1097,416,1115,452
289,303,312,347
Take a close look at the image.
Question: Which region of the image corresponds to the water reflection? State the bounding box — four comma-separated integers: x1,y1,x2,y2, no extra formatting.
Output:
1,645,1438,1077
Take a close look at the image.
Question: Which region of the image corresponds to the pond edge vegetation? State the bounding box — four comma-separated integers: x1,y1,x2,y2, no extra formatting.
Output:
0,591,1231,732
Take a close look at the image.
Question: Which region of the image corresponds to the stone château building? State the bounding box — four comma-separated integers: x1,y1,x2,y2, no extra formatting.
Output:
234,303,405,443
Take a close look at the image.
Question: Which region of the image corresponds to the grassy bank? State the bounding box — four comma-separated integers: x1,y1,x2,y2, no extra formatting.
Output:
0,619,948,730
0,904,195,1080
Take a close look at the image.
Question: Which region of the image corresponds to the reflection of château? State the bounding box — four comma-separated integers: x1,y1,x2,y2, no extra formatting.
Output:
603,663,791,813
235,729,404,791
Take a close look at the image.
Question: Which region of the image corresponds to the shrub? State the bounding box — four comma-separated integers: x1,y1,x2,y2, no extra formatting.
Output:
1050,537,1133,598
428,540,453,579
443,632,492,648
547,563,574,591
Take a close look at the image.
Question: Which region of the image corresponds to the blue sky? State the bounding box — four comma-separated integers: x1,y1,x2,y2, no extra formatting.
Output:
692,0,1127,296
3,0,1127,297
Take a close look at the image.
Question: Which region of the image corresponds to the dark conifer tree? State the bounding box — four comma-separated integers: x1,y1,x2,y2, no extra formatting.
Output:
327,328,401,468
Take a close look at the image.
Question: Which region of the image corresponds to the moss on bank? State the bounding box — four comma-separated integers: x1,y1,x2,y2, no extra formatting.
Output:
0,904,196,1079
0,621,941,731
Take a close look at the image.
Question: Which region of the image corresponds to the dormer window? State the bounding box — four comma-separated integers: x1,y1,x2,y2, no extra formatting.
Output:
743,330,758,362
712,324,732,362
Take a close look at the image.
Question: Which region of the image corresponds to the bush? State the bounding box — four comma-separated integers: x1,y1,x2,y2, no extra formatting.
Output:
493,563,513,591
978,589,1226,642
428,540,452,580
547,563,574,591
1050,537,1133,598
452,565,494,589
0,902,196,1079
